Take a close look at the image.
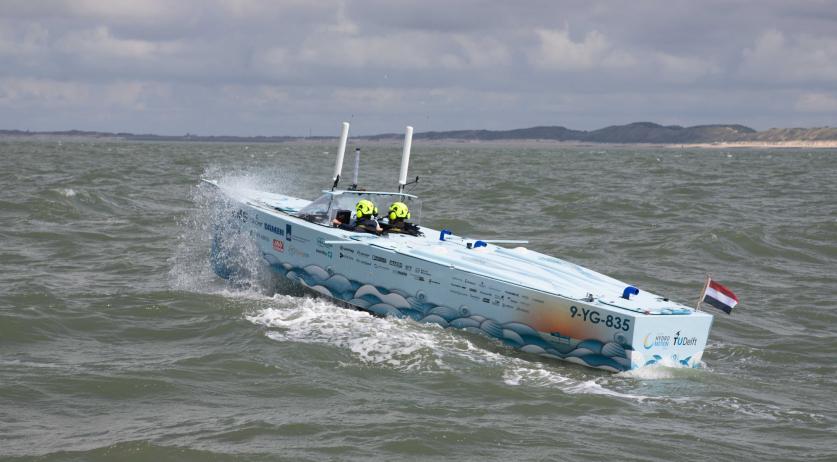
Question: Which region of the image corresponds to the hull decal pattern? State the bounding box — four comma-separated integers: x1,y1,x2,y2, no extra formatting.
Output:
261,254,632,372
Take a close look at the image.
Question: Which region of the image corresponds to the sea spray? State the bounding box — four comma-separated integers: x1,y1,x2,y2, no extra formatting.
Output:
169,167,279,295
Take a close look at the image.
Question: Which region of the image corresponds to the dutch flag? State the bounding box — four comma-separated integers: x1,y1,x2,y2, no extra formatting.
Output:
702,278,739,314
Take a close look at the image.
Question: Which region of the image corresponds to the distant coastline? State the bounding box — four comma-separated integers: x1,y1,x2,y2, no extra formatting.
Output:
3,122,837,148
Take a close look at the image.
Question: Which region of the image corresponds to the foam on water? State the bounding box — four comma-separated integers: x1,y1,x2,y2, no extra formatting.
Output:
617,362,709,380
248,296,446,373
245,296,656,401
618,364,680,380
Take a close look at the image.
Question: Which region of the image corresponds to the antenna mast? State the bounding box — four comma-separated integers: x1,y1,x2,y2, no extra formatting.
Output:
350,147,360,190
398,125,413,193
332,121,350,190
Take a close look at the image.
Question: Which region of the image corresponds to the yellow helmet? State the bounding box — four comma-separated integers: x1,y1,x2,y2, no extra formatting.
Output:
389,201,410,221
356,199,378,219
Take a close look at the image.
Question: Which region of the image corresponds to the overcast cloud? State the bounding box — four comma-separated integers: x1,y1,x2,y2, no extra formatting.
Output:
1,0,836,135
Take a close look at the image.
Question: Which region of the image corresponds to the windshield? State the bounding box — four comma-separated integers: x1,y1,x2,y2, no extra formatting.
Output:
295,190,422,226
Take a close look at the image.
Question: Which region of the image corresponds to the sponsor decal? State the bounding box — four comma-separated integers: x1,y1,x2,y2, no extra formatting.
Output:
264,223,285,236
315,248,333,258
372,255,387,263
482,297,491,303
255,232,270,242
339,246,355,254
285,224,292,241
395,270,408,276
272,239,284,252
673,331,698,347
317,238,333,248
643,333,671,349
287,246,310,258
357,250,370,258
505,290,519,297
388,259,403,269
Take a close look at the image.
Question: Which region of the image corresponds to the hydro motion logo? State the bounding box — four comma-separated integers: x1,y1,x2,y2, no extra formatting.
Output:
643,333,671,349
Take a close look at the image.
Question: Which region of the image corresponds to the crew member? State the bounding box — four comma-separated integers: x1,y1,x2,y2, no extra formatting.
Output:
383,201,421,236
335,199,382,234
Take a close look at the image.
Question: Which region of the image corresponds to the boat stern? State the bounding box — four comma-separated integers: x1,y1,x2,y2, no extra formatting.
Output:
627,310,714,369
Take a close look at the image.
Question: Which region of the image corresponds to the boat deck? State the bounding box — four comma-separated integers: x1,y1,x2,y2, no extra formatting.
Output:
226,183,698,317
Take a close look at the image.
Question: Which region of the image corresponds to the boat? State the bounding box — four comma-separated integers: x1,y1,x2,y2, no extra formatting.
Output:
205,122,713,372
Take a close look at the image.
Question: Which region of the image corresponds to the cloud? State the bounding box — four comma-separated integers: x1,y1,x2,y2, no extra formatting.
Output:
293,29,510,72
794,93,837,113
529,28,635,71
0,22,50,56
297,32,444,70
740,29,837,82
0,77,168,110
528,27,718,83
58,26,179,60
654,52,720,83
0,77,89,106
1,2,836,133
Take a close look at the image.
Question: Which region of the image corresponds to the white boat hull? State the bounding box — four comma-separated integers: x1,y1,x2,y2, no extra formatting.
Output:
209,182,713,372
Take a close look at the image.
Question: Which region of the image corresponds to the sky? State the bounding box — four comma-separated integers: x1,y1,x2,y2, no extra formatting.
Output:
1,0,836,136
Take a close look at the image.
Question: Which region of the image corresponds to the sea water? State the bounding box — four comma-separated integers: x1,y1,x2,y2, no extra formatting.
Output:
1,140,835,460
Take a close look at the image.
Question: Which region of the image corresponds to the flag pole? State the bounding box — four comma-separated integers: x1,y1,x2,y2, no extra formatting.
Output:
695,274,710,311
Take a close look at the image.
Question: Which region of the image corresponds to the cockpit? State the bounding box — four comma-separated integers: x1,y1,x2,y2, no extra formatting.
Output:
295,190,422,229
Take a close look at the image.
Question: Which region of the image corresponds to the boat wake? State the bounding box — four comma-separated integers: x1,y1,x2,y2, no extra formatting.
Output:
245,295,662,401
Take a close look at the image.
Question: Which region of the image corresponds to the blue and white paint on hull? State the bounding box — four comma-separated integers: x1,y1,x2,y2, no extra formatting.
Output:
207,181,714,373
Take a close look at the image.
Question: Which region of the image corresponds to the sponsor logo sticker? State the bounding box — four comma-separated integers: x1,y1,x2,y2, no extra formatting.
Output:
643,333,671,349
264,223,284,236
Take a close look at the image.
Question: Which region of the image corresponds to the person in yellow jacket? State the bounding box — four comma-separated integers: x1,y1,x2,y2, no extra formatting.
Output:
332,199,383,234
383,201,422,236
